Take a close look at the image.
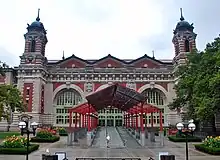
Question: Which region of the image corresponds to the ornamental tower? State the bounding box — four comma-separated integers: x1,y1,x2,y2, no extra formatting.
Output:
17,9,47,121
172,8,197,65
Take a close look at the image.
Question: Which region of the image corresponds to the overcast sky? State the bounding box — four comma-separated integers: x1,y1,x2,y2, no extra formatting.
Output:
0,0,219,66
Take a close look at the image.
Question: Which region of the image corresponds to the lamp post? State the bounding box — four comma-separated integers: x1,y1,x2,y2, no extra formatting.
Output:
18,121,38,160
176,120,196,160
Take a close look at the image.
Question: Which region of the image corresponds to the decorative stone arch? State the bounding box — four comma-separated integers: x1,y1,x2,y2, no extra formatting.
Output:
95,84,111,92
138,84,169,104
53,84,85,102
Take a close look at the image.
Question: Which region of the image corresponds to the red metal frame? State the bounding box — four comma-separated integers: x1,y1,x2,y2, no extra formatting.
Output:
67,84,163,132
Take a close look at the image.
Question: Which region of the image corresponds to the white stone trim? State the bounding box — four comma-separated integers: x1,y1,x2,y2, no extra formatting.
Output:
137,83,169,100
95,84,110,91
53,84,85,101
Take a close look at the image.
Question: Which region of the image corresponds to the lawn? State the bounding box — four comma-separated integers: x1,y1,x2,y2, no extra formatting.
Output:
0,132,20,139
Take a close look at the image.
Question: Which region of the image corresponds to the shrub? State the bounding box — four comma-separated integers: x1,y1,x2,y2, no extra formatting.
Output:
195,144,220,155
30,136,60,143
203,136,220,148
2,135,27,148
0,132,20,139
0,135,39,154
36,129,54,139
57,127,68,136
0,144,39,155
168,135,202,142
31,128,60,143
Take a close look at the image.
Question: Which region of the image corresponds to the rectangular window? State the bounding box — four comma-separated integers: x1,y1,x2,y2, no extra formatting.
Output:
26,88,30,96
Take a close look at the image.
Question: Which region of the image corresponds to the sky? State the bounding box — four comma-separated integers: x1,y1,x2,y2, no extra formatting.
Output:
0,0,220,67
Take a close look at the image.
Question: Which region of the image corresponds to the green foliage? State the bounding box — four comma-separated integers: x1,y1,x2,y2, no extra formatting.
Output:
168,36,220,123
30,136,60,143
203,136,220,148
36,129,53,139
57,127,68,136
0,85,25,123
2,135,27,148
0,132,20,139
168,135,202,142
31,128,60,143
0,61,8,76
0,144,39,155
194,144,220,155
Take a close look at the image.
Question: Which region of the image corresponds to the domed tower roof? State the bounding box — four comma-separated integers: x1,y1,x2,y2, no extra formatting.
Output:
173,8,194,34
27,9,47,34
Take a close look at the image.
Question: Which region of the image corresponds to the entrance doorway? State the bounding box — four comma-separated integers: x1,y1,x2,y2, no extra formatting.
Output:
98,119,105,126
115,119,122,126
107,119,114,126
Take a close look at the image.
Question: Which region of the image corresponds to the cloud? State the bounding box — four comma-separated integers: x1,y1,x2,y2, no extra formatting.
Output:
0,0,220,66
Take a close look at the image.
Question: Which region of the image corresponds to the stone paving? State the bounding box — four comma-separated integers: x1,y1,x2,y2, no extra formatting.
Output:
0,127,220,160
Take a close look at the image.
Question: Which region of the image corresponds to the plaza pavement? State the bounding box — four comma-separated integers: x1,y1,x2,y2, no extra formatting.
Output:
0,127,220,160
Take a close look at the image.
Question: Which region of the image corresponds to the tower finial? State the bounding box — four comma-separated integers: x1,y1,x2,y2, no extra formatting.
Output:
62,51,65,60
180,8,184,21
152,50,155,59
36,8,40,21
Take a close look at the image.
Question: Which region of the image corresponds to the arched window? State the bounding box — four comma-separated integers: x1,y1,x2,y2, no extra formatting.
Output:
141,88,165,105
56,89,82,106
54,89,82,125
185,40,190,52
31,39,36,52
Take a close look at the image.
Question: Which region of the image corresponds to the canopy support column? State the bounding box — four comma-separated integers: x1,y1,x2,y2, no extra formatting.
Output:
159,109,164,146
140,103,145,146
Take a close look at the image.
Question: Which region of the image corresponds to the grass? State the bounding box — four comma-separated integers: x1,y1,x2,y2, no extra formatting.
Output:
0,132,20,139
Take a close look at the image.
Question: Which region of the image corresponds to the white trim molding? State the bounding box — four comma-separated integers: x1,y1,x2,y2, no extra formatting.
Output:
137,83,169,100
53,84,85,101
95,84,110,92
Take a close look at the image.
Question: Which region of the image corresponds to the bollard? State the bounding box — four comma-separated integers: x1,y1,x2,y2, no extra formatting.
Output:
42,154,58,160
160,155,175,160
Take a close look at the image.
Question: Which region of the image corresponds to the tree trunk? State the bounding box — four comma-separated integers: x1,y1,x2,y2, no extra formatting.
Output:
7,121,10,132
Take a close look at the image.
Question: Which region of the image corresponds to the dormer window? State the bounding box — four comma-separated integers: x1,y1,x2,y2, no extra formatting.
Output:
185,40,190,52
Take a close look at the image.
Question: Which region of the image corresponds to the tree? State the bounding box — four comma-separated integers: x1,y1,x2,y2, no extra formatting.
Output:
169,36,220,133
0,61,8,76
0,85,25,131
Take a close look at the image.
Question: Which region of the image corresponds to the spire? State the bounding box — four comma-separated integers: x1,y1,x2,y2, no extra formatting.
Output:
152,50,155,59
180,8,184,21
36,8,40,21
62,51,65,60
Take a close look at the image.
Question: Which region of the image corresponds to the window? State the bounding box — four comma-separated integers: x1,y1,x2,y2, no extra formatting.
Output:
54,89,82,125
141,88,165,105
185,40,190,52
26,88,30,95
31,39,36,52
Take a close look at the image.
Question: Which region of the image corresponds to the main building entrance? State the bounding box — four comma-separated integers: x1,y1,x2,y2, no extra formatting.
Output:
98,108,123,127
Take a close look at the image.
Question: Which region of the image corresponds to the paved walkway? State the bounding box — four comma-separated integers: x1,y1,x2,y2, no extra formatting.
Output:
0,129,220,160
107,127,124,148
92,127,107,148
116,127,142,149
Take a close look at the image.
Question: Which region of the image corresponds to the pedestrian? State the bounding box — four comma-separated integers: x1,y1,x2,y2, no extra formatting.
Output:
106,135,110,148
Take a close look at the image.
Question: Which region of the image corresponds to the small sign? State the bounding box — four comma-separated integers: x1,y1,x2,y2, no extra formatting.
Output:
158,152,169,160
55,152,66,160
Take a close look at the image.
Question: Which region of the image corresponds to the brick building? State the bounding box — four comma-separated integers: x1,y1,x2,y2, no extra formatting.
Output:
0,9,197,128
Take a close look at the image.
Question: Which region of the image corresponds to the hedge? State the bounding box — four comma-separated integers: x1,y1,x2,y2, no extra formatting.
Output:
30,136,60,143
168,136,202,142
194,144,220,155
59,133,68,136
0,144,39,155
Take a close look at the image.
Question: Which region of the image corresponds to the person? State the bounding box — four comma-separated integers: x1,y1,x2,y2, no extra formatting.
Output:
106,135,110,148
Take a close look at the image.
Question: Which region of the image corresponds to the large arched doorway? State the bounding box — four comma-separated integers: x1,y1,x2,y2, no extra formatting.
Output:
141,88,166,127
53,89,82,126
